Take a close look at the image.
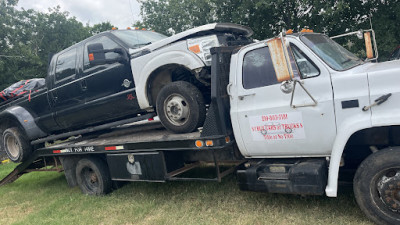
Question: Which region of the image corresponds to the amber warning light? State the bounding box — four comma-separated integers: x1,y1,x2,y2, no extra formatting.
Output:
195,140,204,148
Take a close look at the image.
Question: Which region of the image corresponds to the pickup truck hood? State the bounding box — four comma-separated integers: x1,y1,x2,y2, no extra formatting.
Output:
129,23,253,54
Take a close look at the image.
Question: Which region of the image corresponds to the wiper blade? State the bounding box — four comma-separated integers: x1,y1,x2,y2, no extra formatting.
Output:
132,42,152,48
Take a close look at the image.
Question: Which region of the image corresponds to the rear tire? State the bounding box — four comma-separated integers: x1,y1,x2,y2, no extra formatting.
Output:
76,157,112,195
2,127,32,162
156,81,206,133
354,147,400,225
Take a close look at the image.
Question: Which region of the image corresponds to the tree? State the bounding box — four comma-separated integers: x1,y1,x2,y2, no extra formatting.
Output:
137,0,400,60
90,22,114,35
0,4,116,90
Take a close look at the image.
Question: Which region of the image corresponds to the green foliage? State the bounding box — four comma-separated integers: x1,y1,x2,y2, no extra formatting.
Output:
0,4,115,90
0,164,372,224
89,22,114,35
138,0,400,60
1,1,399,90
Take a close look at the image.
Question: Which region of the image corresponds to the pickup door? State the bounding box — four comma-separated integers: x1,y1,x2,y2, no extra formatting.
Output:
50,46,86,130
78,34,141,127
230,39,337,157
51,35,141,131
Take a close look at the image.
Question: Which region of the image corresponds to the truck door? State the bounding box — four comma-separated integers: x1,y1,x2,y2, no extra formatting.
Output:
77,35,141,126
51,47,86,129
230,39,336,157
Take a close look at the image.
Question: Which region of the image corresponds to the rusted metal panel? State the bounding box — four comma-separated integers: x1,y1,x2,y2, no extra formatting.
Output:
267,38,292,82
364,32,373,59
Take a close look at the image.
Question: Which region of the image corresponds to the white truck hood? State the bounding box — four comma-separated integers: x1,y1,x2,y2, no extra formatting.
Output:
129,23,253,55
356,59,400,74
362,59,400,126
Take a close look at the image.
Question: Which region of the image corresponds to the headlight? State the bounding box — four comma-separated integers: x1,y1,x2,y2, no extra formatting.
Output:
187,35,219,66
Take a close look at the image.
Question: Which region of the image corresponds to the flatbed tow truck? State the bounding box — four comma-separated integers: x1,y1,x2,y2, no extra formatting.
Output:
1,30,400,225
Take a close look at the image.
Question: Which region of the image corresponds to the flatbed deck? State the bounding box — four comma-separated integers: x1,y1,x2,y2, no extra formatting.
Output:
46,121,200,149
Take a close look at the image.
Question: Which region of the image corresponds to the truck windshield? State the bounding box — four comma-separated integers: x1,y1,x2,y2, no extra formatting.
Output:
300,34,363,71
112,30,168,49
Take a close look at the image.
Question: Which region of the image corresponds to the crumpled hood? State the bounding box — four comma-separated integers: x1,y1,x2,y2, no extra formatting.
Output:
129,23,253,55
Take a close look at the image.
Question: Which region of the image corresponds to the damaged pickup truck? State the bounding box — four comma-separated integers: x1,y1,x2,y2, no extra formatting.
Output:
0,23,253,162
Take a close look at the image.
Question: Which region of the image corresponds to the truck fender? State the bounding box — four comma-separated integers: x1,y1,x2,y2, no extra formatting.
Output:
325,114,400,197
0,106,46,140
131,43,205,110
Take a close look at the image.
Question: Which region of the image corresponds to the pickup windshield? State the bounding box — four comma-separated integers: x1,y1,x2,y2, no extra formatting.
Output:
111,30,167,49
300,34,363,71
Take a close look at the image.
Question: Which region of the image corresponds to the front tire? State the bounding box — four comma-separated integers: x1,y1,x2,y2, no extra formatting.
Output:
156,81,206,133
75,157,112,195
2,127,32,162
354,147,400,225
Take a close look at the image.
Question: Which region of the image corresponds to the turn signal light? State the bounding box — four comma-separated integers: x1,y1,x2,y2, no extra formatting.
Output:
205,140,214,147
195,140,204,148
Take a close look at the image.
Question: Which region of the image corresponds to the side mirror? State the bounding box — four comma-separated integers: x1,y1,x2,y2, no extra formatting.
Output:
87,43,125,65
364,32,374,59
267,37,294,82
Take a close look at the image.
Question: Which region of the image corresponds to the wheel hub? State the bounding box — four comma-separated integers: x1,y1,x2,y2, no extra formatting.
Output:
90,173,98,183
165,94,190,125
5,134,19,158
377,170,400,212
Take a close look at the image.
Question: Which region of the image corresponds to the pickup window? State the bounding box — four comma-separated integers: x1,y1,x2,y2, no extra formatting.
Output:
111,30,167,48
242,47,278,89
55,48,77,81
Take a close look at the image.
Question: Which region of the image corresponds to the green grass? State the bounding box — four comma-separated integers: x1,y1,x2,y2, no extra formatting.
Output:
0,163,372,225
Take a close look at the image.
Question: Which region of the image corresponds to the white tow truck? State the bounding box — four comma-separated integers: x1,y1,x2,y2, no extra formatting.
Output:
1,28,399,225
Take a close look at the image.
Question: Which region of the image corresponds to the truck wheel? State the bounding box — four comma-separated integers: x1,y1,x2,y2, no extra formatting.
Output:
156,81,206,133
2,127,32,162
75,157,112,195
354,147,400,225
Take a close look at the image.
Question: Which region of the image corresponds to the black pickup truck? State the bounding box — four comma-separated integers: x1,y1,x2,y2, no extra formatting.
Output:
0,29,153,162
0,24,253,163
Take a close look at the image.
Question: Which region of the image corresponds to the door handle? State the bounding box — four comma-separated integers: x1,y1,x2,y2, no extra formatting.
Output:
80,79,88,91
227,83,233,96
238,93,255,100
51,91,58,102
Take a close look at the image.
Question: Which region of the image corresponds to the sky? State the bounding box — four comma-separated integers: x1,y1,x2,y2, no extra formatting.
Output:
16,0,141,28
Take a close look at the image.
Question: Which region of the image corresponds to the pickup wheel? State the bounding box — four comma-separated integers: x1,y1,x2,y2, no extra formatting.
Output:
156,81,206,133
75,157,112,195
354,147,400,225
2,127,32,162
